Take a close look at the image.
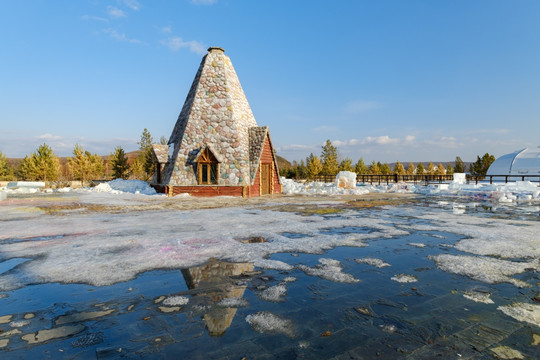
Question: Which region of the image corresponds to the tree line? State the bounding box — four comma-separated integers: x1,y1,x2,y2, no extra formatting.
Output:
279,140,495,179
0,129,165,183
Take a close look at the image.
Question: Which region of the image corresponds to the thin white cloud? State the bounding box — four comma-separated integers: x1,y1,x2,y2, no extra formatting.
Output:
107,6,127,18
161,26,172,34
82,15,109,22
160,37,206,55
344,100,381,114
119,0,141,11
191,0,218,5
362,135,399,145
38,134,63,141
103,28,141,44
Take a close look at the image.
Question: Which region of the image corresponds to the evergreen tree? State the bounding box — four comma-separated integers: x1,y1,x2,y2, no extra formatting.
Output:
446,164,454,175
159,136,168,145
68,144,104,184
110,146,130,179
416,162,425,175
0,151,12,180
368,160,381,174
17,143,60,181
406,162,415,175
469,153,496,177
393,161,405,175
320,140,339,176
436,163,446,175
129,157,145,179
306,153,322,179
454,156,466,173
354,158,367,175
137,128,155,179
339,157,353,172
297,159,307,179
380,163,391,175
426,161,435,175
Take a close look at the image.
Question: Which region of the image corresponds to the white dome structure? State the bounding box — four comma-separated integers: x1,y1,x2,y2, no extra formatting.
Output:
487,147,540,175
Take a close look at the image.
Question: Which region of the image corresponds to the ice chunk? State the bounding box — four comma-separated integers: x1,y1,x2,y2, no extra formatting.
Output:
245,311,294,337
452,173,466,184
355,258,391,268
497,303,540,327
430,254,538,288
298,258,359,283
335,171,357,189
408,242,426,248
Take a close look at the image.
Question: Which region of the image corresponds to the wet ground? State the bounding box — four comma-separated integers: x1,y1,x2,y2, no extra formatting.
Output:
0,192,539,359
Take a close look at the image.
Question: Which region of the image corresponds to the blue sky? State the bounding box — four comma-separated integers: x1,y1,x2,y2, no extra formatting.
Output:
1,0,539,163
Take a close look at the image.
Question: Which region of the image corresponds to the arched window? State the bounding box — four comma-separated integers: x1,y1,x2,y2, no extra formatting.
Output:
197,147,219,185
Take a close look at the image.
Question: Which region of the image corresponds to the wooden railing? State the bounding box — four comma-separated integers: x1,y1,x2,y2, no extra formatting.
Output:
313,174,453,185
309,174,540,186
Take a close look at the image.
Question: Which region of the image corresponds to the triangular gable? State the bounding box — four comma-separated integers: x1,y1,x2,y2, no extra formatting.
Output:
193,145,223,163
248,126,281,185
151,144,169,164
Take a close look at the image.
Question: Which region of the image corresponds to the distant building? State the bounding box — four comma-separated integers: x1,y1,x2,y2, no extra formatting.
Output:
487,147,540,175
151,47,281,197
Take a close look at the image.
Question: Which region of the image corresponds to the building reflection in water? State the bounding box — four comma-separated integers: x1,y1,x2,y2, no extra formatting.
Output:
181,259,254,336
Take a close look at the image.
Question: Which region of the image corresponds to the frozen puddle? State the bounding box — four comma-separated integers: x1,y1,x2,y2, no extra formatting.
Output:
1,192,540,358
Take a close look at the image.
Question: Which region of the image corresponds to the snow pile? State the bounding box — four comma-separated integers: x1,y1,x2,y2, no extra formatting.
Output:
497,302,540,327
0,191,6,201
355,258,391,268
335,171,356,189
281,177,539,203
245,311,295,337
91,179,157,195
281,178,370,196
429,254,538,288
297,258,359,283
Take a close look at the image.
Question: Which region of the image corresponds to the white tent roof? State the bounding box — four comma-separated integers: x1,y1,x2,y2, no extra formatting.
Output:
487,147,540,175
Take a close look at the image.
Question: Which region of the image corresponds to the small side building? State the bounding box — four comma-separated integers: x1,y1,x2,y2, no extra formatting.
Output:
151,47,282,197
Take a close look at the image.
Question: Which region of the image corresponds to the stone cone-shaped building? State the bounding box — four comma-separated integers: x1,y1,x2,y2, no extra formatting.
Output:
151,47,281,197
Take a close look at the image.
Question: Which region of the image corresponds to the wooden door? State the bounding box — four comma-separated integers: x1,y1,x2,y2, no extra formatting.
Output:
261,163,271,195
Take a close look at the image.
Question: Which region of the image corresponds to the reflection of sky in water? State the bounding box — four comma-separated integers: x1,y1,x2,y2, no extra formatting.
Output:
0,195,539,358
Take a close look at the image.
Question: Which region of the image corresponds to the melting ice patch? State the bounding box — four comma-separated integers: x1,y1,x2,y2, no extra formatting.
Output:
391,274,418,283
259,284,287,302
0,206,402,290
163,296,189,306
217,298,249,308
246,311,295,337
298,258,359,283
497,303,540,327
355,258,391,268
430,254,538,288
462,290,494,304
